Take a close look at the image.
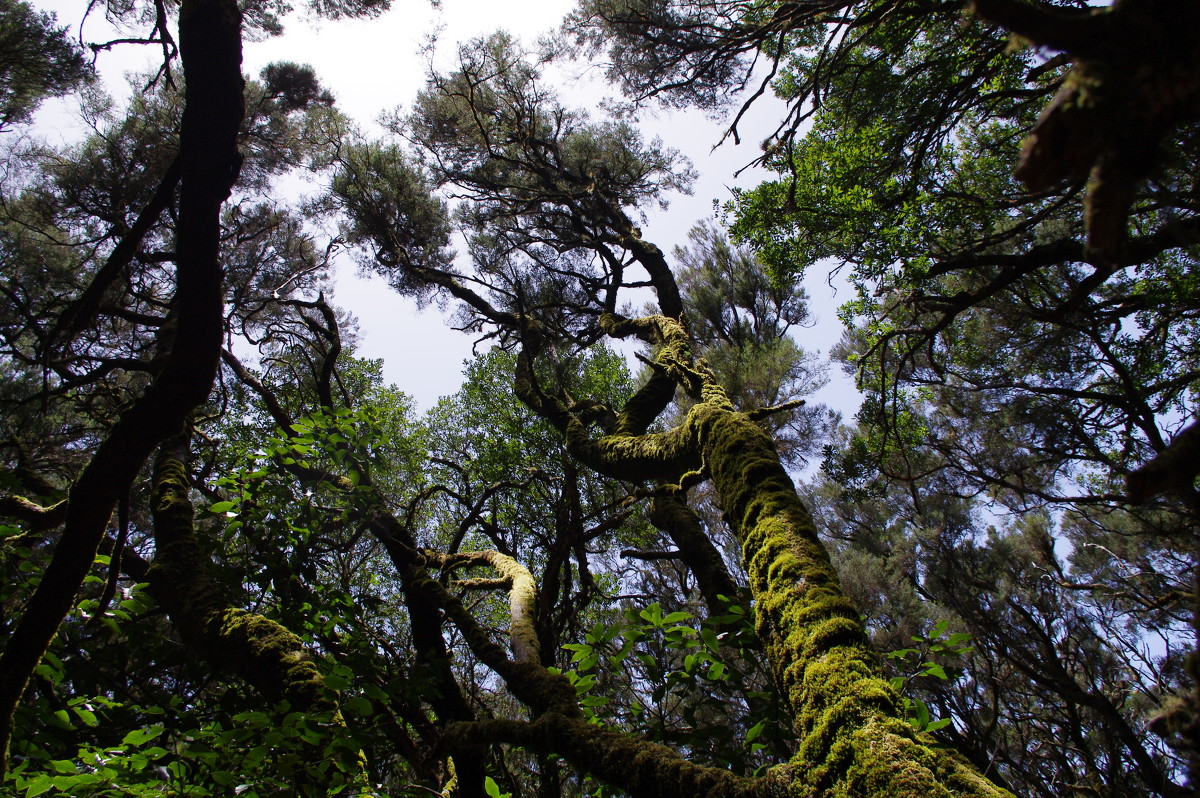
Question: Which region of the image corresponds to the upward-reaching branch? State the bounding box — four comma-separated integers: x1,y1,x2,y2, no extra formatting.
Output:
0,0,244,774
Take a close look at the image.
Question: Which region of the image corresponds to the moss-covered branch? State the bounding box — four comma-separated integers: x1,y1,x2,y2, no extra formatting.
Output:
146,450,335,713
0,495,65,533
565,419,700,483
440,550,542,666
612,369,677,437
410,552,579,717
536,314,1014,797
689,402,1008,796
444,712,760,798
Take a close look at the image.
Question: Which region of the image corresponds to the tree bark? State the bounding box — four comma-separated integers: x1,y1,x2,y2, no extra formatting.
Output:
0,0,243,774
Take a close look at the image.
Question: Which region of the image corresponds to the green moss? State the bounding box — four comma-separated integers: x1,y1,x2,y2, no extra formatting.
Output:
146,455,335,713
528,313,1011,796
407,566,580,716
565,417,700,482
684,401,1011,797
447,712,757,798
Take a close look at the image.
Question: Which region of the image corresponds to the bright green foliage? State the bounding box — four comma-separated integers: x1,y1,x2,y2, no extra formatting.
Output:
884,621,973,734
731,8,1043,278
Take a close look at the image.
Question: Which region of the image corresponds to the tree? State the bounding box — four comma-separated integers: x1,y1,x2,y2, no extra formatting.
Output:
0,0,91,131
1,2,1194,798
568,0,1200,793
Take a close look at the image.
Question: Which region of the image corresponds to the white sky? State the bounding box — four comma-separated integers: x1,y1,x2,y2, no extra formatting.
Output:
29,0,860,418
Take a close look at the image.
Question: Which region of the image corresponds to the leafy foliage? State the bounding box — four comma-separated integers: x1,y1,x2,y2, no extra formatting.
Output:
2,1,1196,797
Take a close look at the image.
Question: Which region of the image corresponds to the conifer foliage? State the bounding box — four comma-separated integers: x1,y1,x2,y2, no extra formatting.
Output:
0,1,1195,797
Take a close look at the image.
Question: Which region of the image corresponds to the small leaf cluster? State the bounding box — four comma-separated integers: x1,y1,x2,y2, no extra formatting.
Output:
884,620,973,734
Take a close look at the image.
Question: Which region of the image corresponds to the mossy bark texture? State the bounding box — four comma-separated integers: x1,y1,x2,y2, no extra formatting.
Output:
147,455,334,713
445,712,757,798
693,403,1009,798
545,315,1012,798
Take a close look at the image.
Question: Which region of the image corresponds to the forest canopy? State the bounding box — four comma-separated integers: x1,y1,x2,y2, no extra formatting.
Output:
0,1,1197,797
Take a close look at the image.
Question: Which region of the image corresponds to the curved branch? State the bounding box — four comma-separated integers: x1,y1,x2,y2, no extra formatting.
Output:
0,0,244,773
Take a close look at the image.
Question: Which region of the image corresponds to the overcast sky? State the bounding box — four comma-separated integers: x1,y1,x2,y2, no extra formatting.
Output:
30,0,859,418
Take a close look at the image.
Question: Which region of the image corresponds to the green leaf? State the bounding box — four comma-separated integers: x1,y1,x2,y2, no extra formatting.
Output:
344,696,373,716
926,718,952,732
484,776,503,798
639,603,664,627
324,672,351,691
922,663,948,680
24,774,54,797
745,720,766,743
71,705,98,727
608,636,636,667
912,698,931,730
121,725,165,747
208,501,237,514
886,647,917,659
51,775,82,791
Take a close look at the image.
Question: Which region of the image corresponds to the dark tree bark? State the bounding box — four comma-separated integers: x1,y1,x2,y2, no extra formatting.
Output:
0,0,244,774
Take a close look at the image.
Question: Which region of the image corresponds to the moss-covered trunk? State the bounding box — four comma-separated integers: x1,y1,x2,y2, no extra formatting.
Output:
146,451,336,713
693,402,1011,797
552,315,1012,797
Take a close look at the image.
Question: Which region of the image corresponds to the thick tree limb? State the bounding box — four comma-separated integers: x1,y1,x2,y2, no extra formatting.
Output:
647,491,743,618
444,712,759,798
972,0,1200,261
1127,418,1200,503
0,0,244,774
146,447,335,711
433,549,543,667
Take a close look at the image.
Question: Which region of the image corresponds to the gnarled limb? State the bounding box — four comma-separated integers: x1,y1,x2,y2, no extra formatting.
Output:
146,445,336,713
435,549,543,667
537,314,1013,797
647,490,742,618
972,0,1200,261
1127,417,1200,504
0,0,244,773
443,712,760,798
